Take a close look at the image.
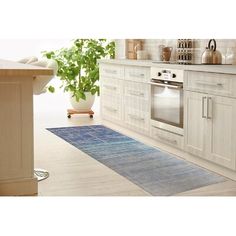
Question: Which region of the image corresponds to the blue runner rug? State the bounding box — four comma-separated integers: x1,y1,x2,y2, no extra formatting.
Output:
47,125,227,196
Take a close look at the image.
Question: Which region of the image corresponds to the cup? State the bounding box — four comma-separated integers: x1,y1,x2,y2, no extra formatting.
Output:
162,47,173,61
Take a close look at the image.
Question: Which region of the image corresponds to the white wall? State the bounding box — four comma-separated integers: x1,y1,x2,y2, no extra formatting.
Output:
0,39,101,115
0,39,72,61
0,39,73,114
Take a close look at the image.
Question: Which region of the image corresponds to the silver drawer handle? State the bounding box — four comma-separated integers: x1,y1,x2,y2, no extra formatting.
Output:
207,97,212,119
196,81,224,87
149,82,182,89
104,85,117,90
104,106,117,112
128,114,145,121
202,96,207,118
156,134,177,144
129,73,145,78
128,90,144,97
104,69,117,74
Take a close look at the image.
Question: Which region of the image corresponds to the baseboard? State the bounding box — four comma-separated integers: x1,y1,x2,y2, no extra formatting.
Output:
0,177,38,196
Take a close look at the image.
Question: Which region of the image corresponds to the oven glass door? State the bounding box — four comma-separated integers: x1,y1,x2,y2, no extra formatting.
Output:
151,83,183,128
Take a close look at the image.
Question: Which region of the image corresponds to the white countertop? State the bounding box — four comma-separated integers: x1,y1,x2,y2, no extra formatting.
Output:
99,59,153,67
99,59,236,75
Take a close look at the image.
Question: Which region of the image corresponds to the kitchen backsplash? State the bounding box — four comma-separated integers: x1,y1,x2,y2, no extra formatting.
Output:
115,39,236,64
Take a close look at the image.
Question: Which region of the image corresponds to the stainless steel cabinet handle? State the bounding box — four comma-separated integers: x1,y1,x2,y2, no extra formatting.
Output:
103,85,117,90
129,73,145,78
202,96,207,118
207,97,212,119
128,114,145,121
196,81,224,87
104,69,117,74
128,90,144,97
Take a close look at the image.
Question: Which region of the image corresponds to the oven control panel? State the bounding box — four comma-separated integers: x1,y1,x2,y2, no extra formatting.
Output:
151,67,184,83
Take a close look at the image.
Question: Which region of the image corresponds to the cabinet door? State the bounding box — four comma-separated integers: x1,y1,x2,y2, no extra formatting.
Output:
206,96,236,170
184,91,207,158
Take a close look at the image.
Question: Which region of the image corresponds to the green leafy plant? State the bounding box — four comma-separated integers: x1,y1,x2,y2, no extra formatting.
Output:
43,39,115,101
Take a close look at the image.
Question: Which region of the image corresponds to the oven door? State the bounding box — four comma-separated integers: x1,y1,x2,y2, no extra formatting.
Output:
150,81,183,133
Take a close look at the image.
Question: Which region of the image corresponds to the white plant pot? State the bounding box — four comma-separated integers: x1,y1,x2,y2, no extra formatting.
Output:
69,92,95,112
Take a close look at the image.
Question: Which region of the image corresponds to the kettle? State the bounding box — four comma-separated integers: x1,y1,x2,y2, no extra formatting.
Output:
201,39,222,64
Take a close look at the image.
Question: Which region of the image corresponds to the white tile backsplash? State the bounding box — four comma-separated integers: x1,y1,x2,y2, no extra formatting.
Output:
115,39,236,64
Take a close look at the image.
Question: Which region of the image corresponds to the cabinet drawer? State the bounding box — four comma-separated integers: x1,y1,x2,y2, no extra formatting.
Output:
124,81,149,100
124,108,149,134
185,71,236,97
101,99,122,122
124,96,149,113
100,64,124,79
102,104,122,122
101,77,122,95
151,126,184,149
101,93,121,107
124,66,150,83
124,81,150,112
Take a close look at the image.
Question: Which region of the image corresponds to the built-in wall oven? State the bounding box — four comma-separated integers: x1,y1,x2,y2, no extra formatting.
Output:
150,67,184,135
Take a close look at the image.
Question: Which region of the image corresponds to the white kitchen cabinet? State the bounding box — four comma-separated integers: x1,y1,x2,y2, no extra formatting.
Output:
184,91,206,158
151,125,184,149
100,63,150,134
184,91,236,170
124,108,150,134
124,80,149,104
100,64,124,79
101,77,123,96
123,80,150,134
123,69,150,134
99,61,236,178
206,95,236,169
185,71,236,98
101,93,123,123
100,64,124,124
124,66,150,83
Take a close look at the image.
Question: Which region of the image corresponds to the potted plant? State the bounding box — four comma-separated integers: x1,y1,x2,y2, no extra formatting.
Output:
43,39,115,112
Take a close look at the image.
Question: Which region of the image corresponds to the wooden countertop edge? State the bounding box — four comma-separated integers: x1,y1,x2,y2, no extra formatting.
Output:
0,68,54,77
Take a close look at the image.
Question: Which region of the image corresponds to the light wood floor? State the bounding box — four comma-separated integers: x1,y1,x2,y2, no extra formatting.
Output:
34,95,236,196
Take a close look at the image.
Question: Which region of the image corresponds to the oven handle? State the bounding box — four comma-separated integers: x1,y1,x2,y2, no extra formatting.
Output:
148,82,183,89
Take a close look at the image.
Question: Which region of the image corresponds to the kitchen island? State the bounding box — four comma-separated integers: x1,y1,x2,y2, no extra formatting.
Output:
0,59,53,196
